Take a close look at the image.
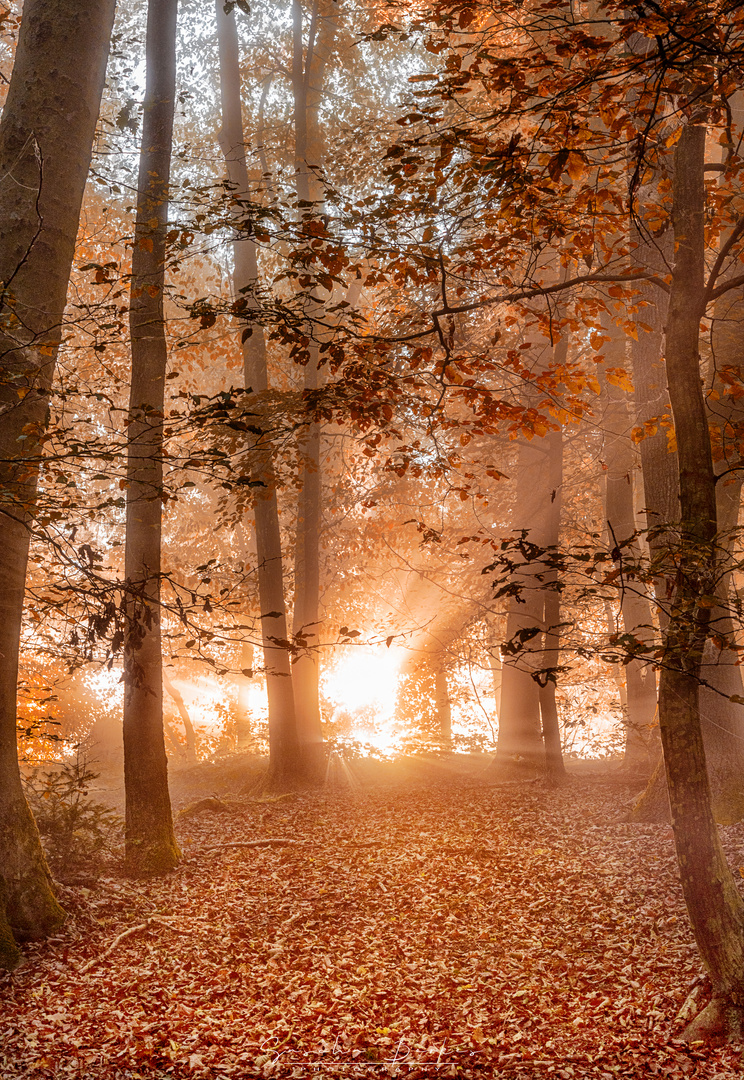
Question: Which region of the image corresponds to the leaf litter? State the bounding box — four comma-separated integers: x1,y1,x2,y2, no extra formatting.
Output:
2,761,744,1078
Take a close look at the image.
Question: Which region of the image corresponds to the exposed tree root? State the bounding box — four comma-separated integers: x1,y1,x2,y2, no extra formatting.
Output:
177,796,244,819
79,917,192,974
681,993,744,1045
201,839,308,854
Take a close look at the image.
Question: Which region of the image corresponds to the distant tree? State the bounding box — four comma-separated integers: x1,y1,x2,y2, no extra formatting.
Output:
0,0,116,967
600,342,658,776
290,0,340,781
495,337,568,773
216,0,303,788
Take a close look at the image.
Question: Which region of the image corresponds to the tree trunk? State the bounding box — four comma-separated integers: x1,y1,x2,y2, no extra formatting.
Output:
540,427,566,781
0,0,115,955
494,433,552,768
163,670,197,764
434,665,453,748
123,0,180,876
289,0,339,778
495,338,568,771
487,627,502,725
601,362,658,775
631,148,744,823
235,640,253,749
657,121,744,1041
215,0,302,787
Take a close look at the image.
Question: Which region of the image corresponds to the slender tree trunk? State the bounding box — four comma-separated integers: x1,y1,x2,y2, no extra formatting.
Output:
163,670,197,763
631,152,744,823
0,0,115,963
123,0,180,875
434,665,453,748
235,640,253,749
601,362,658,774
289,0,339,777
495,341,567,771
215,0,301,786
540,427,565,781
487,625,502,725
657,121,744,1041
494,439,547,767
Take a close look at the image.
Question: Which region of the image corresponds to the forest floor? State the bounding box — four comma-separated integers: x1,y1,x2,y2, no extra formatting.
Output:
2,754,743,1079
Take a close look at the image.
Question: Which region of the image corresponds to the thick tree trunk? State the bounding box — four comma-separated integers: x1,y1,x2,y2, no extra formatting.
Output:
216,0,302,787
123,0,180,875
0,0,115,955
657,122,744,1041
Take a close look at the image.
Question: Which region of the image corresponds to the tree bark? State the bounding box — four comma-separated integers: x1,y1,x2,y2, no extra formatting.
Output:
540,427,566,781
235,640,253,749
601,363,658,775
0,0,115,954
495,339,568,771
123,0,180,875
434,665,453,748
289,0,339,778
657,121,744,1041
631,148,744,823
215,0,302,787
163,670,197,763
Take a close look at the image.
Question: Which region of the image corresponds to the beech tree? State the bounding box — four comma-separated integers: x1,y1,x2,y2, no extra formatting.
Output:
123,0,180,874
216,0,303,787
9,0,744,1037
290,0,340,779
0,0,116,967
368,0,744,1034
653,115,744,1044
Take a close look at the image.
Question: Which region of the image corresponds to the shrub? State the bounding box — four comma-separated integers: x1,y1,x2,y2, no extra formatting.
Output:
23,749,121,878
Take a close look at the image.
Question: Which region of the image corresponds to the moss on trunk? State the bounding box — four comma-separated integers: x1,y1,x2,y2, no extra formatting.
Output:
0,789,64,940
0,881,21,971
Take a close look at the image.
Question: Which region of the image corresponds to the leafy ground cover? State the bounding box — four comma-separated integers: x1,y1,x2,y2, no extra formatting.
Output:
1,758,743,1078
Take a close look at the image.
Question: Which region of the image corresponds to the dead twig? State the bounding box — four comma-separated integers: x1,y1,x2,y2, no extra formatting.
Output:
80,917,192,974
201,839,308,853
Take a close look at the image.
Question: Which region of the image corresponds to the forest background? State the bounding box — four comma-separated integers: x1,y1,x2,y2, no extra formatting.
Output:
4,0,744,1051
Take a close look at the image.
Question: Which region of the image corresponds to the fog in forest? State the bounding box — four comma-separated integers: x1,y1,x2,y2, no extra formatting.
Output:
3,0,744,1071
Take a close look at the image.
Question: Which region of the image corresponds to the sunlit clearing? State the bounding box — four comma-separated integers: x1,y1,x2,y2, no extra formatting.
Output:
322,647,403,756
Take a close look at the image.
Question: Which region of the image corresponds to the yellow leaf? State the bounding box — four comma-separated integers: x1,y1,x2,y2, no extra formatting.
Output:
606,367,634,392
566,152,585,183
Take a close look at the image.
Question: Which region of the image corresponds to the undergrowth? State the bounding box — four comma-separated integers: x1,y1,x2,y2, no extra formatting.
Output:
23,749,121,879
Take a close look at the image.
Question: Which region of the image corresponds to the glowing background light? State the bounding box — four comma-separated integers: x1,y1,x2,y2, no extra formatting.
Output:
322,648,400,714
321,646,404,754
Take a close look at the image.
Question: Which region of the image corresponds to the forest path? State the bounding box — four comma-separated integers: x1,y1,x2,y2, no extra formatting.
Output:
1,766,743,1078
